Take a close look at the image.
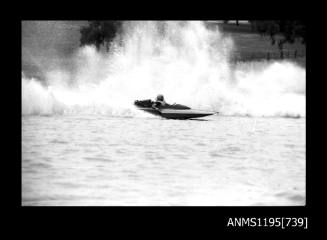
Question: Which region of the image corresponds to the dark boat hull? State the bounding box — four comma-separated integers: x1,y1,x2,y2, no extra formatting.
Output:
159,109,216,119
135,100,217,120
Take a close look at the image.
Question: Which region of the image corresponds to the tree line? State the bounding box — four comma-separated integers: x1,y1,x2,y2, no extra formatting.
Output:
249,20,305,51
80,21,123,51
80,20,305,53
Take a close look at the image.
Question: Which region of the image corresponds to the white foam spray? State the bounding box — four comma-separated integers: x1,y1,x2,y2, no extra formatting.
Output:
22,21,305,118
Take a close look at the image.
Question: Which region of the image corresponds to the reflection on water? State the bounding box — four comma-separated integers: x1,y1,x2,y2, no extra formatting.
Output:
22,115,305,206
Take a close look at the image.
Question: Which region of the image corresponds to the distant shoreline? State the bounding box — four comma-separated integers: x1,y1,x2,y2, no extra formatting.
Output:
22,21,306,79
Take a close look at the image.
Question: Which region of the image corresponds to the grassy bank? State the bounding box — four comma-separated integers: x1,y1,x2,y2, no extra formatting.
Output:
213,22,306,65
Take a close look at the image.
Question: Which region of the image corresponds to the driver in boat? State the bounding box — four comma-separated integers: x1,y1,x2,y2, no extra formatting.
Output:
152,94,167,109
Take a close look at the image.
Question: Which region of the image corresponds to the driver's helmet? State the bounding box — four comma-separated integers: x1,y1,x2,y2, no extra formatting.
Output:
156,94,164,101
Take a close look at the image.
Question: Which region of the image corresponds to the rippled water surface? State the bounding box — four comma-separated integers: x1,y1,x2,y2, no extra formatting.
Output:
22,115,305,206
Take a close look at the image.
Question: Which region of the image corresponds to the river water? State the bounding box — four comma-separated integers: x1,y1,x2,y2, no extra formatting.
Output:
22,114,305,206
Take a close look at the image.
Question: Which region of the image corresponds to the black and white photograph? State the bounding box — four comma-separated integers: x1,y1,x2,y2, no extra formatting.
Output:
22,20,306,206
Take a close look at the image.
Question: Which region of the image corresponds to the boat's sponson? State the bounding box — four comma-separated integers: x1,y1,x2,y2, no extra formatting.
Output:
134,99,190,109
134,99,217,119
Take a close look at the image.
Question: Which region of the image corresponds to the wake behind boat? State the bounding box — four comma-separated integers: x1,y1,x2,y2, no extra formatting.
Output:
134,99,218,120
